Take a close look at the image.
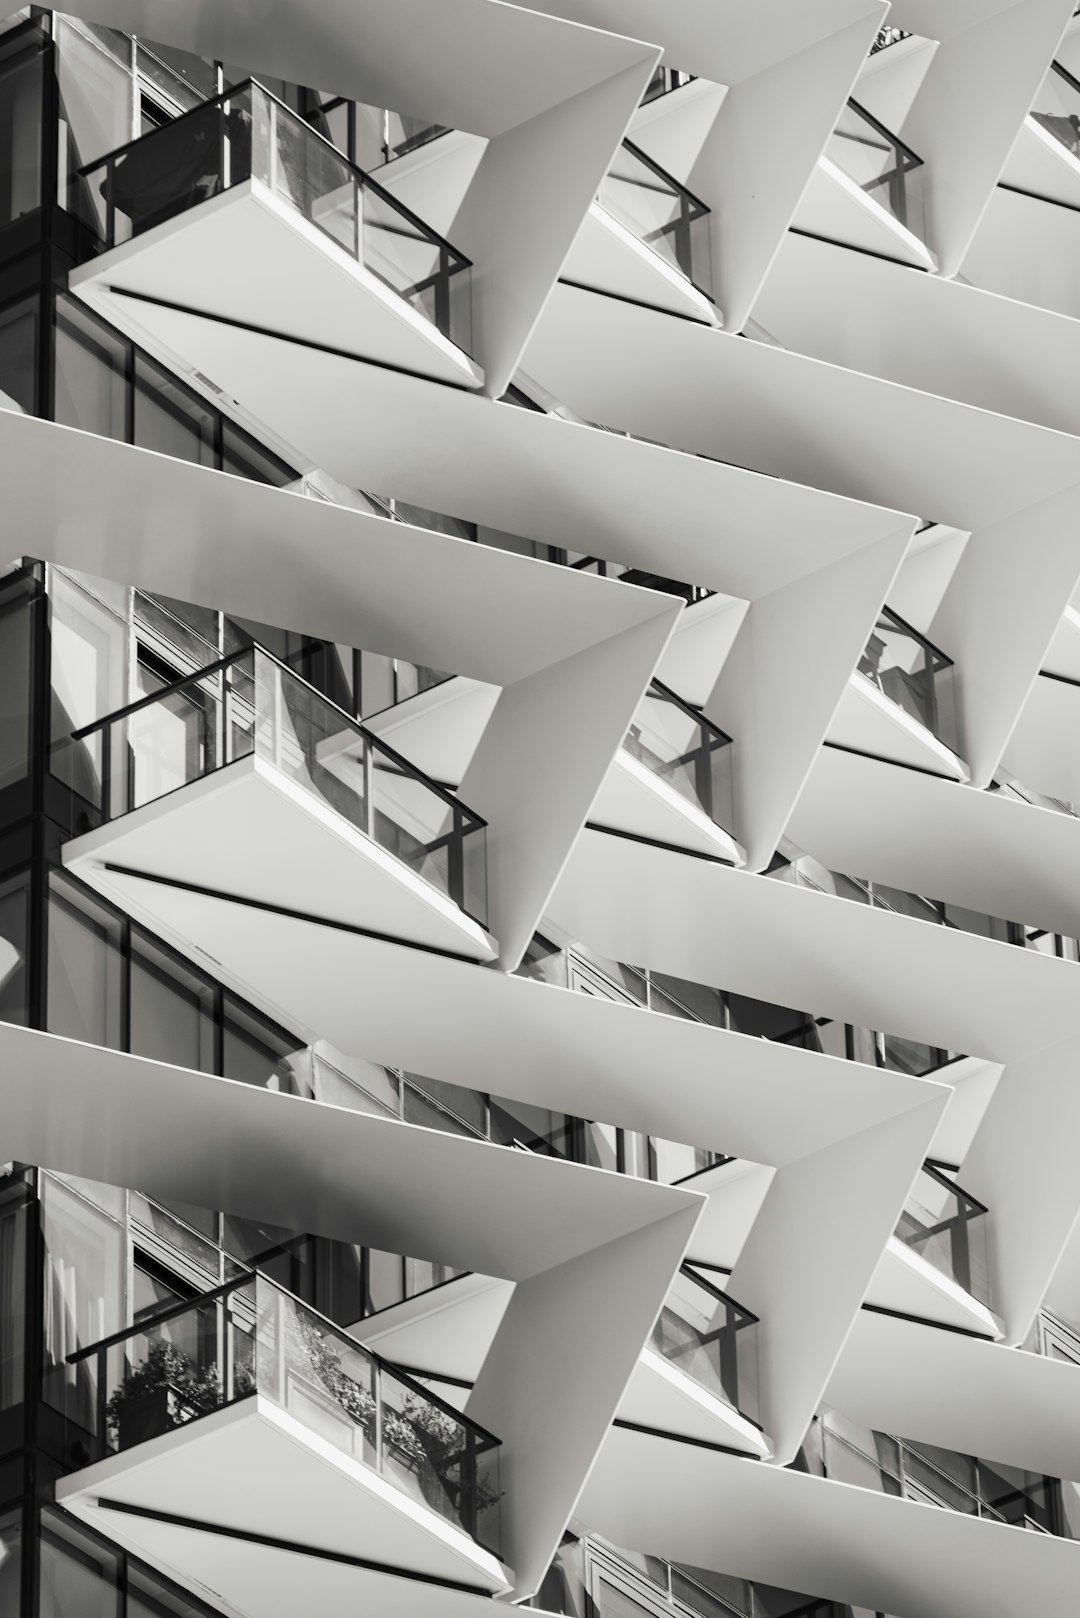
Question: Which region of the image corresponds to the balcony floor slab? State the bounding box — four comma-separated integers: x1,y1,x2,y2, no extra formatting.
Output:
58,1396,509,1616
70,179,482,397
63,754,497,977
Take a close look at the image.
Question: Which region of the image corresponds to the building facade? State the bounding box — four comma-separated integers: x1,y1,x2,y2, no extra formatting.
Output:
0,4,1079,1616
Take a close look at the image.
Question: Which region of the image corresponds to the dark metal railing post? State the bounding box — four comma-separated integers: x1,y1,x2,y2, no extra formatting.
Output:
436,244,451,339
95,1344,108,1459
105,155,115,248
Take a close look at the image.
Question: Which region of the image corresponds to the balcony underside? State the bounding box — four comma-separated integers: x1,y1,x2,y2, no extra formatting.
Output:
561,203,719,325
788,745,1080,945
827,673,969,781
63,754,497,971
58,1397,508,1617
1003,672,1080,805
583,1423,1080,1618
69,179,483,394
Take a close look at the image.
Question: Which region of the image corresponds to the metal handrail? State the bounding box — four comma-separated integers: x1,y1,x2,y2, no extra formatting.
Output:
1051,56,1080,98
845,96,925,169
620,137,713,219
647,677,732,746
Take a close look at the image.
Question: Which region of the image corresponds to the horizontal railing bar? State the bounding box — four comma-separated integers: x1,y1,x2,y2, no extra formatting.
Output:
846,97,925,167
67,1270,256,1361
70,650,243,738
621,137,714,215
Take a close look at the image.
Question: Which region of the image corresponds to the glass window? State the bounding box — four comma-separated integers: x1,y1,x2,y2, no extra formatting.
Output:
222,995,311,1096
0,26,43,227
47,874,123,1049
0,1180,27,1416
0,1505,20,1618
129,1562,219,1618
39,1508,120,1618
0,871,29,1028
133,355,214,467
129,932,215,1073
0,294,35,413
49,567,127,804
221,421,294,485
0,567,36,792
53,296,128,440
366,1246,405,1314
40,1174,125,1436
56,17,133,230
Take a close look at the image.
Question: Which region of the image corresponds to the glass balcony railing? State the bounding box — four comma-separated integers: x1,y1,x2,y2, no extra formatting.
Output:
67,1270,502,1555
623,680,735,836
598,139,713,297
651,1263,760,1425
826,99,926,241
894,1161,990,1304
69,644,489,928
1030,60,1080,157
381,109,452,165
810,1411,1072,1538
75,79,472,351
856,606,957,749
642,66,697,104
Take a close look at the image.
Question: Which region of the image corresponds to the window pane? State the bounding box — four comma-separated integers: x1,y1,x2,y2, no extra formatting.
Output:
53,296,127,440
47,875,123,1048
133,355,214,466
0,568,35,792
56,17,132,231
39,1508,120,1618
49,568,126,804
129,932,215,1072
40,1175,124,1436
222,995,311,1096
0,294,36,413
0,1181,27,1415
221,421,294,485
0,28,43,226
0,1505,20,1617
0,872,28,1028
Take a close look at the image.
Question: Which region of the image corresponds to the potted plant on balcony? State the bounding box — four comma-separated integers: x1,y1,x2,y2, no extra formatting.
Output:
105,1339,229,1451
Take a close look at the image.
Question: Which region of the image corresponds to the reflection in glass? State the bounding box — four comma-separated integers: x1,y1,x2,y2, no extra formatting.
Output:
826,99,925,241
598,140,712,296
857,605,957,749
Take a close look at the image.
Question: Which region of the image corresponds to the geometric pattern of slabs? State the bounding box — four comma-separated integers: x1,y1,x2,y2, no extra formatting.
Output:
12,0,1080,1615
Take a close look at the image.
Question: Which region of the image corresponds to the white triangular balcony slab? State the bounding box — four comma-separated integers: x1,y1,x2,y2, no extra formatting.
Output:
865,1237,1003,1340
64,756,497,984
351,1275,514,1386
1001,116,1080,210
58,1397,510,1610
70,178,482,395
791,157,936,271
591,751,745,864
1004,672,1080,804
827,673,969,781
617,1350,771,1458
562,202,719,325
363,679,500,787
